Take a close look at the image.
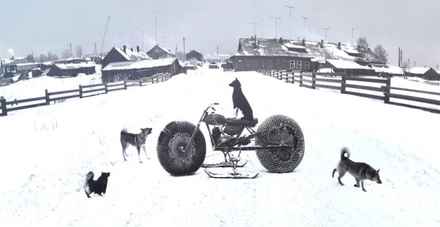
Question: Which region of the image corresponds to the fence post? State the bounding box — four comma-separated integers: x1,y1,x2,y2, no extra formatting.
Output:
312,73,316,89
285,71,289,83
0,96,7,116
299,73,303,87
139,80,142,86
45,89,50,105
341,76,346,94
79,85,83,98
104,83,108,93
124,81,127,89
384,76,391,103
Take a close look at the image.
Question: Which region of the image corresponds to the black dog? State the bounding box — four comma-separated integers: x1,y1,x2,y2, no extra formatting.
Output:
84,171,110,198
229,78,253,120
120,128,152,162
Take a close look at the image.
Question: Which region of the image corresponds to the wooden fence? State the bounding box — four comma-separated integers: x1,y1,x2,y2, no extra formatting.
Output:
261,70,440,114
0,73,172,116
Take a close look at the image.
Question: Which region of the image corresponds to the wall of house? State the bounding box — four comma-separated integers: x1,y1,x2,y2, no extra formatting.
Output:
231,56,312,72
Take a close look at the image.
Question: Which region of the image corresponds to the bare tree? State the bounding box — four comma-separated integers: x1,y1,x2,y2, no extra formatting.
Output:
61,49,73,59
356,37,369,53
373,45,388,64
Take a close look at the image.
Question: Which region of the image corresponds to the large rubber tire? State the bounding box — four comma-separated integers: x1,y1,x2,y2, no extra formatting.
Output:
255,115,305,173
157,121,206,176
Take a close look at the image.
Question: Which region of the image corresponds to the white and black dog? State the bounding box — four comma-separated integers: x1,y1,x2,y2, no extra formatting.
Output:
332,147,382,192
120,128,152,163
84,171,110,198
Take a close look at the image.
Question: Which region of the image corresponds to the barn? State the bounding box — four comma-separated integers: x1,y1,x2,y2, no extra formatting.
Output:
229,37,313,72
102,58,183,83
147,45,175,59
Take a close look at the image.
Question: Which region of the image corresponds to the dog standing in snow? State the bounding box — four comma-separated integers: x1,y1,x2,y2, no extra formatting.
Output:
229,78,253,121
120,128,152,163
332,147,382,192
84,171,110,198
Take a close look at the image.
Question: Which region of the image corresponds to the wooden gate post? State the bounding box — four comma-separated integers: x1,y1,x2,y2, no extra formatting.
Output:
0,96,7,116
79,85,83,98
45,89,50,105
384,76,391,103
341,76,346,94
299,73,303,87
312,73,316,89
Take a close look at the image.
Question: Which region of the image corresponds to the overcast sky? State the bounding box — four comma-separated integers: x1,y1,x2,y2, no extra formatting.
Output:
1,0,439,66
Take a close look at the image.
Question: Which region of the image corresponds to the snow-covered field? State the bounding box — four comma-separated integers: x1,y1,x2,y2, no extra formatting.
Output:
1,68,440,227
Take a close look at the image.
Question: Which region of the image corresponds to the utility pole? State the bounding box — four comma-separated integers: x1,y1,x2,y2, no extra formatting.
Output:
284,4,295,38
323,27,330,40
182,37,186,61
351,27,356,43
270,16,281,38
249,21,257,37
154,14,158,44
216,45,219,61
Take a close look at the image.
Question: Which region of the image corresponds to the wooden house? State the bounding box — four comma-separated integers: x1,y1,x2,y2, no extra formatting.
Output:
102,58,183,83
147,45,175,59
186,50,204,62
102,46,150,68
405,67,440,80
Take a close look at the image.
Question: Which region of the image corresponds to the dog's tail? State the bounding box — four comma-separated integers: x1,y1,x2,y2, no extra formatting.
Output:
341,147,350,160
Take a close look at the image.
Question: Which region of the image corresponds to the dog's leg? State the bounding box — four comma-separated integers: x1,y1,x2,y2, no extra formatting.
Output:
337,171,346,186
354,178,360,188
361,181,367,192
122,146,127,161
332,169,337,178
143,145,149,160
137,145,143,163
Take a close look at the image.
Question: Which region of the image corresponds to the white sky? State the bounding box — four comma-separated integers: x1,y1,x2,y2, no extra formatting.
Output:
1,0,439,66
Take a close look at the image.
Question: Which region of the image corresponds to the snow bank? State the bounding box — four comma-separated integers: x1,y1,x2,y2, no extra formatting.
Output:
0,69,440,227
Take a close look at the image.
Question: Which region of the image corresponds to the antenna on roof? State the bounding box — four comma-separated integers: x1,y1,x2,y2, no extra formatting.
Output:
284,3,295,39
100,16,111,56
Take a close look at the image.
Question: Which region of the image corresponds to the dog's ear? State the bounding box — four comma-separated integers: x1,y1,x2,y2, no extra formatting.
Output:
377,169,380,173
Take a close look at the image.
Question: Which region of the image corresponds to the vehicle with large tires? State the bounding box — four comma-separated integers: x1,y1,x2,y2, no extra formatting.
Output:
156,103,305,178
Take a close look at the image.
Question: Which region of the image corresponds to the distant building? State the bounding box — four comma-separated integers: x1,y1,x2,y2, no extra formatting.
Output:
229,37,313,72
102,46,150,68
147,45,175,59
324,59,376,75
186,50,204,62
47,62,96,77
405,67,440,80
102,58,183,83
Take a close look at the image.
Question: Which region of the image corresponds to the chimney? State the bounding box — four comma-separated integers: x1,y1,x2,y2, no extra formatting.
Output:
122,45,127,53
337,42,341,50
130,48,134,52
320,40,324,48
302,39,306,46
136,45,140,52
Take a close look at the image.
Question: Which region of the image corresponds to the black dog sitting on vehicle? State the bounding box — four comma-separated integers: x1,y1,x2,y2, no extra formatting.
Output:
84,171,110,198
229,78,253,121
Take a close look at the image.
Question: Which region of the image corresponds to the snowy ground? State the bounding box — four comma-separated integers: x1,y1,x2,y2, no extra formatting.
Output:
1,68,440,227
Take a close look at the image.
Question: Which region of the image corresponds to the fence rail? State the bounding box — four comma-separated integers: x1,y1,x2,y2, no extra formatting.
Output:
260,70,440,114
0,73,172,116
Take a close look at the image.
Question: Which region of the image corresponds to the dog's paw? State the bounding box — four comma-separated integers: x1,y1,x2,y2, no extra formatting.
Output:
354,184,359,188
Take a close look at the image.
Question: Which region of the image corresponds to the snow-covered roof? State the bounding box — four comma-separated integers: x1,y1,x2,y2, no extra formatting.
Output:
327,59,371,70
283,43,307,50
405,67,431,75
373,65,404,75
102,58,177,71
55,62,96,70
115,47,150,61
235,38,311,58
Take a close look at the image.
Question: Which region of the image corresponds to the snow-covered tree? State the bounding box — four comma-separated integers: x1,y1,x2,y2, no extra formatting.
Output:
373,45,388,64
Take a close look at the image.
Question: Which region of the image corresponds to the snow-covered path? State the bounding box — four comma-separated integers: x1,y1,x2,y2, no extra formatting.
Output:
1,69,439,227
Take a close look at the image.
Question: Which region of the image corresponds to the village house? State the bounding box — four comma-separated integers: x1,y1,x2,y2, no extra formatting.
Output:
186,50,204,62
147,45,175,59
405,67,440,80
47,61,96,77
101,58,183,83
102,45,150,68
229,37,313,72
